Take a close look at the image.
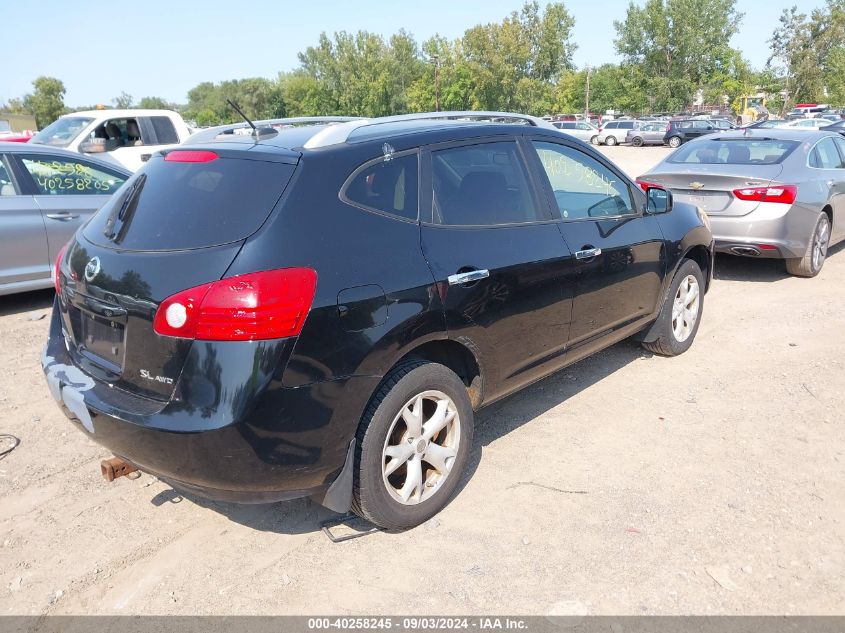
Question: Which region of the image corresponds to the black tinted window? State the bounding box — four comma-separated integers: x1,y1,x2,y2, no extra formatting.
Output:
84,156,294,251
149,117,179,144
343,153,418,220
431,142,541,225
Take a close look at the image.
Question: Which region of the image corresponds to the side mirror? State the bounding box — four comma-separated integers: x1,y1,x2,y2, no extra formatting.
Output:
645,186,673,214
79,138,106,154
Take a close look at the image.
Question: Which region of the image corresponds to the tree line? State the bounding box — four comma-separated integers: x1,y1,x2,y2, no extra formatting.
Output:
5,0,845,129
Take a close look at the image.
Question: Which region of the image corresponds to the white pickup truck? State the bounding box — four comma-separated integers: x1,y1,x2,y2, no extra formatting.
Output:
28,109,192,171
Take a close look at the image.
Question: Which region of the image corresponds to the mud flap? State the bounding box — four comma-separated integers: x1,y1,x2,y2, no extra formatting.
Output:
317,438,356,513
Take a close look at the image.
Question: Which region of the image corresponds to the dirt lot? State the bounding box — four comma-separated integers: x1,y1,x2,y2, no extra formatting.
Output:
1,145,843,616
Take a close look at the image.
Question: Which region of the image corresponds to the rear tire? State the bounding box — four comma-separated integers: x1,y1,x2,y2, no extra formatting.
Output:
786,212,830,277
605,136,617,146
668,136,682,148
352,360,474,530
632,137,644,147
641,259,705,357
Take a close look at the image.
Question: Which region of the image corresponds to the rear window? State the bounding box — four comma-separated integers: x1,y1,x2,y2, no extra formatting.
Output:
84,155,295,251
668,139,799,165
149,116,179,144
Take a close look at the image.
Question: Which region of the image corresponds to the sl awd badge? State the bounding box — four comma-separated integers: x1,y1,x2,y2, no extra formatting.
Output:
84,256,101,282
140,369,174,385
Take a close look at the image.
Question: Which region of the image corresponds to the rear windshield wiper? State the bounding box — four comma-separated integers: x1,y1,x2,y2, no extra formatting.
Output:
103,174,146,242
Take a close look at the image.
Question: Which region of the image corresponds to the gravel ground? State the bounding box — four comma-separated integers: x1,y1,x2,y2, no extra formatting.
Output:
0,145,843,616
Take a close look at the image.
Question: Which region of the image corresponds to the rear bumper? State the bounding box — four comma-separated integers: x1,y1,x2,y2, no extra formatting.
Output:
41,302,378,505
707,201,819,259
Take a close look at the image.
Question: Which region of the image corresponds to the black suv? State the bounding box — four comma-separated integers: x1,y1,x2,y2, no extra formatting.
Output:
43,112,714,530
664,118,735,148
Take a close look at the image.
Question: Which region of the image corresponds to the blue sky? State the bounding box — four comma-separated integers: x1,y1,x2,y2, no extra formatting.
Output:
2,0,817,107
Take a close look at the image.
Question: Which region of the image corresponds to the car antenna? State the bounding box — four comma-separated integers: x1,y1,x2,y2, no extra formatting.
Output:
226,99,276,140
226,99,257,136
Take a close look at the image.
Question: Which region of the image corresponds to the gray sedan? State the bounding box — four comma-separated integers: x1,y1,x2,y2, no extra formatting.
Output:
0,142,129,295
638,129,845,277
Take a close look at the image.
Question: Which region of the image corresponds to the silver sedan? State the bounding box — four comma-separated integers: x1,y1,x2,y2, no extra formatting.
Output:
0,142,130,295
638,129,845,276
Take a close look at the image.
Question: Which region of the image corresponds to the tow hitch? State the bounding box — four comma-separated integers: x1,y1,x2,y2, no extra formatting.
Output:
100,457,137,482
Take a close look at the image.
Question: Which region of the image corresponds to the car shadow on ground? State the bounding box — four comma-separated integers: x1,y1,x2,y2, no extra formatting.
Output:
153,339,646,536
0,289,54,317
714,241,845,283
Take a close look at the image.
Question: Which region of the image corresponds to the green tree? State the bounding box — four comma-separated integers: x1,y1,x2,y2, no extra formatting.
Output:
768,1,845,113
137,96,173,109
22,76,66,128
614,0,744,110
112,91,134,109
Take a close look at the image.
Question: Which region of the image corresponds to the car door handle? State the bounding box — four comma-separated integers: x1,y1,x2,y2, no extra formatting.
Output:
575,247,602,260
448,269,490,286
45,212,80,221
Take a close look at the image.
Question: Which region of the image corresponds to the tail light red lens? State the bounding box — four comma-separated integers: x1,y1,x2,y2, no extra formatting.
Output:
53,245,67,293
154,268,317,341
635,179,663,192
164,150,218,163
732,185,797,204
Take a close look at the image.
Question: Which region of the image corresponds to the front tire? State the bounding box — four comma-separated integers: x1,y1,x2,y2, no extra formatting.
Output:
632,137,644,147
605,136,617,146
352,360,474,530
641,259,705,357
590,135,599,145
786,212,830,277
668,136,682,148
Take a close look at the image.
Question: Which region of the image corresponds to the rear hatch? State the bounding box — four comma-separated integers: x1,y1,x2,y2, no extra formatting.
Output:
57,148,298,401
643,137,799,216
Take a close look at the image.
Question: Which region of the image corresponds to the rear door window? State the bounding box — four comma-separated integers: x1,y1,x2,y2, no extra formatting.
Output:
430,141,542,226
18,154,126,195
343,153,418,221
810,137,845,168
84,155,295,251
148,116,180,144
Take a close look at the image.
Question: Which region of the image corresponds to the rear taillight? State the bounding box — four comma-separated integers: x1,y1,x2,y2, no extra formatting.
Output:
733,185,797,204
164,150,218,163
153,268,317,341
635,179,663,192
52,245,67,293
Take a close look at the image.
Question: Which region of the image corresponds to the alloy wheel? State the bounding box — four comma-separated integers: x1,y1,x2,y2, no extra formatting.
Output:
812,217,830,272
381,390,461,505
671,275,700,342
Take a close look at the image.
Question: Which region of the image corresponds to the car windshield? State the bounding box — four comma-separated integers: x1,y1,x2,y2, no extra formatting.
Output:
30,117,94,147
668,139,799,165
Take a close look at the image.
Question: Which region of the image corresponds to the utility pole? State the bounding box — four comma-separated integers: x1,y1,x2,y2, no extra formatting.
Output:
431,54,441,112
584,64,591,120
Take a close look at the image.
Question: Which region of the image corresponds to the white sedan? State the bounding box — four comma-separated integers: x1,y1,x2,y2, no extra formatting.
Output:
775,118,834,130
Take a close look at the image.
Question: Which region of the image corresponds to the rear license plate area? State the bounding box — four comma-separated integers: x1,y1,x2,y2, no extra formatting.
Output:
79,312,125,373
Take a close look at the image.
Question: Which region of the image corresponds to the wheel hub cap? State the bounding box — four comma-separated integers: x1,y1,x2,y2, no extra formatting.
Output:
382,390,461,505
671,274,700,343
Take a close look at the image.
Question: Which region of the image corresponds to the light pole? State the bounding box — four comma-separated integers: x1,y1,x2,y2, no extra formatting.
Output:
430,54,441,112
584,64,592,120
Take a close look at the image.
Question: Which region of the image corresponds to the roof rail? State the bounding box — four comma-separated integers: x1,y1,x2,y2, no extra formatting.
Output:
186,116,363,144
302,111,557,149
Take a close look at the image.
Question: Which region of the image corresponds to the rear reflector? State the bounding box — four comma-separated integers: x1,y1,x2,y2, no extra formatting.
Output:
53,244,67,294
733,185,797,204
154,268,317,341
164,150,218,163
756,244,778,250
